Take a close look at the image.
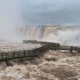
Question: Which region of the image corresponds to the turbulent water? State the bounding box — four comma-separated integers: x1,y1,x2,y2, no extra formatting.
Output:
0,50,80,80
0,26,80,80
19,26,80,46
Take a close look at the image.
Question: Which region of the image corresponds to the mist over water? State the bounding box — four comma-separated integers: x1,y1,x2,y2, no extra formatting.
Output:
19,26,45,40
0,0,22,42
0,0,80,46
44,28,80,46
20,26,80,46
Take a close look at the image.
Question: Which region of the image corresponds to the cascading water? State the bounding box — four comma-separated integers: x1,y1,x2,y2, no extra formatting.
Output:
19,26,80,46
19,26,46,40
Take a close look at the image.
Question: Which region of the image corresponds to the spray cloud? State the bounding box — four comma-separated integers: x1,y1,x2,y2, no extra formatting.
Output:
0,0,22,42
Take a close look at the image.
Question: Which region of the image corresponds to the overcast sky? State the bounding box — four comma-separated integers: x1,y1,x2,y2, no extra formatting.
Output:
21,0,80,25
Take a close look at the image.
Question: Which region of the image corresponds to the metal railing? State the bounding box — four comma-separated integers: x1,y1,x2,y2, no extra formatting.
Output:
0,40,80,61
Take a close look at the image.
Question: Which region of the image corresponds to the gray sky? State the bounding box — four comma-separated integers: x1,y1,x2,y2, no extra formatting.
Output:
21,0,80,25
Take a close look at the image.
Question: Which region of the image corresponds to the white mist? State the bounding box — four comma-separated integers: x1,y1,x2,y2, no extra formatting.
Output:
0,0,22,42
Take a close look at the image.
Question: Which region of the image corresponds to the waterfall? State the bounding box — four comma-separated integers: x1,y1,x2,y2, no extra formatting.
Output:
19,26,46,40
19,26,80,46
